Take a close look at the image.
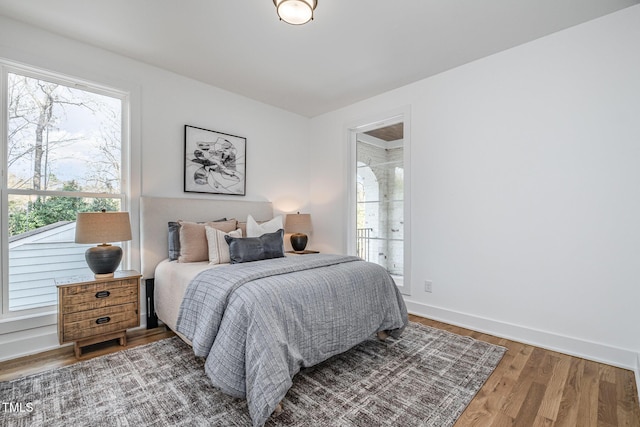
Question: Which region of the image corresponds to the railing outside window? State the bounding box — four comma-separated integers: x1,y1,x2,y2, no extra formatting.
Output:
356,227,372,262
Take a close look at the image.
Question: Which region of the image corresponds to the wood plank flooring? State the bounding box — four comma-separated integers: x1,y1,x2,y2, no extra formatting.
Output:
1,316,638,426
407,316,640,427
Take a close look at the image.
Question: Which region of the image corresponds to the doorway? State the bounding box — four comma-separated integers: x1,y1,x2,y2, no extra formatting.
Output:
348,110,411,295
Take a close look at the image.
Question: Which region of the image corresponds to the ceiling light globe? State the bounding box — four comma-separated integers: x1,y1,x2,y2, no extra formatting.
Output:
273,0,317,25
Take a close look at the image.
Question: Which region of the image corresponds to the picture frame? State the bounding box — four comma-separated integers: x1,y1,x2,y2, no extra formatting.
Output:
184,125,246,196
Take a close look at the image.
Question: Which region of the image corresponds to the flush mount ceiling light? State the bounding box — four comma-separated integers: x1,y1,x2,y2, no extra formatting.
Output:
273,0,317,25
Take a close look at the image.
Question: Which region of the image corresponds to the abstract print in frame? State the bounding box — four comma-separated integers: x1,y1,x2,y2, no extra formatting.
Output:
184,125,246,196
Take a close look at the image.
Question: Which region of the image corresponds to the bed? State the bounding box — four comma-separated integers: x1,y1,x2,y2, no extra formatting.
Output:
140,196,408,427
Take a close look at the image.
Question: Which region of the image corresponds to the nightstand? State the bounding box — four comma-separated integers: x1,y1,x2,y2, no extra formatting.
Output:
56,270,141,358
286,250,320,255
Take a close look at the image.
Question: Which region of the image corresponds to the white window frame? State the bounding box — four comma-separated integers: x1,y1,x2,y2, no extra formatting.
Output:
0,59,131,326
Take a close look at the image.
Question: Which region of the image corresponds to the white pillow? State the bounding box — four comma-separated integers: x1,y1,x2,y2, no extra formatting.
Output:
205,227,242,264
246,214,283,237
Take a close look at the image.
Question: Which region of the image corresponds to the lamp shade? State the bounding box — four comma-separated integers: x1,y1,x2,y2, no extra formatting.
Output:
285,213,312,234
75,211,132,244
75,211,132,278
273,0,317,25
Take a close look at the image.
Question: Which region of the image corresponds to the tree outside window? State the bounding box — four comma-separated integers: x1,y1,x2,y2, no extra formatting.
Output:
4,70,126,312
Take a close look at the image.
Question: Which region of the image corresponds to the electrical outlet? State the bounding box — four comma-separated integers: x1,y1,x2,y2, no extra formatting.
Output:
424,280,432,293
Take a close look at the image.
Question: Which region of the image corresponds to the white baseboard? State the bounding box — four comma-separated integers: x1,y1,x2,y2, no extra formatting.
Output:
635,353,640,409
0,314,148,363
0,325,63,363
405,299,638,371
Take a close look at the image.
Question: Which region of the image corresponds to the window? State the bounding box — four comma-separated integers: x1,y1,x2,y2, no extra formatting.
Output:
1,63,129,315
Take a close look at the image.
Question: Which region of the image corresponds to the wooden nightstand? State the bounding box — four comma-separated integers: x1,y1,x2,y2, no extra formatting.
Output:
56,270,141,358
286,250,319,255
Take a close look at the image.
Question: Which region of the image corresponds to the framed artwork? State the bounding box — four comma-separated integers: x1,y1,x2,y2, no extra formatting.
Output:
184,125,246,196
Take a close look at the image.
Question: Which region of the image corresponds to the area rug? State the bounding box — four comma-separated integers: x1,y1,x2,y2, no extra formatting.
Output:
0,322,506,427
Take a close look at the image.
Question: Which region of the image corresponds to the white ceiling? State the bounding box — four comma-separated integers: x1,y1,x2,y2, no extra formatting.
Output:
0,0,637,117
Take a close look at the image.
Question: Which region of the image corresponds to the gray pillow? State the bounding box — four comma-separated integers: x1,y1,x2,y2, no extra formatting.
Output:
225,229,285,264
168,218,226,261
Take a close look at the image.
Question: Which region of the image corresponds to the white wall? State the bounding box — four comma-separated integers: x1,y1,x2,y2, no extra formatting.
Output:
0,16,311,360
309,5,640,369
139,68,311,212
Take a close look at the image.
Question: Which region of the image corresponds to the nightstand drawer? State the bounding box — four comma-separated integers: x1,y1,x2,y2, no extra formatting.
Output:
59,279,137,314
61,302,139,342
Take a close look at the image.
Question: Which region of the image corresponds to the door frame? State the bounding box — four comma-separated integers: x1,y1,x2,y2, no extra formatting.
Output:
346,106,411,295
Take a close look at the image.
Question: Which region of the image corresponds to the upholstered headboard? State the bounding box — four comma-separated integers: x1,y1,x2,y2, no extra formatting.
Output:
140,196,273,279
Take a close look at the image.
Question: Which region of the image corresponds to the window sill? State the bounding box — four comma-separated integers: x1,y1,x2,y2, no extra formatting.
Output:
0,310,57,335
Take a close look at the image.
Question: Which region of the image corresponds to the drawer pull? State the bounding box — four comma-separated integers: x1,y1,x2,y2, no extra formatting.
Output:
96,316,111,325
95,290,111,299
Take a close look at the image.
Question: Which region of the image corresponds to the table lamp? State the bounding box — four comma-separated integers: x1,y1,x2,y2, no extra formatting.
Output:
75,210,132,278
285,213,312,251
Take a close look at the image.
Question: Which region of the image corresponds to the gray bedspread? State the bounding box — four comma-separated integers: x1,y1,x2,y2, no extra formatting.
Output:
176,254,408,427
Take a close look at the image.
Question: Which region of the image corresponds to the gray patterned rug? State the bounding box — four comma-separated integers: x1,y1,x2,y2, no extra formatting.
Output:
1,322,506,427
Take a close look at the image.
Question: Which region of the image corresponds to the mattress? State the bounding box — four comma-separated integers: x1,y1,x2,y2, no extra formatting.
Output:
154,259,218,340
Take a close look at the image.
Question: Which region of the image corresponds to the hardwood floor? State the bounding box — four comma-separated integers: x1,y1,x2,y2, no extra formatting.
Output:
1,316,638,426
408,315,640,427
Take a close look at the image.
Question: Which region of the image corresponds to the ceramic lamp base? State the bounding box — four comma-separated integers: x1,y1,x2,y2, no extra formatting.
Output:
290,233,308,251
85,244,122,278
